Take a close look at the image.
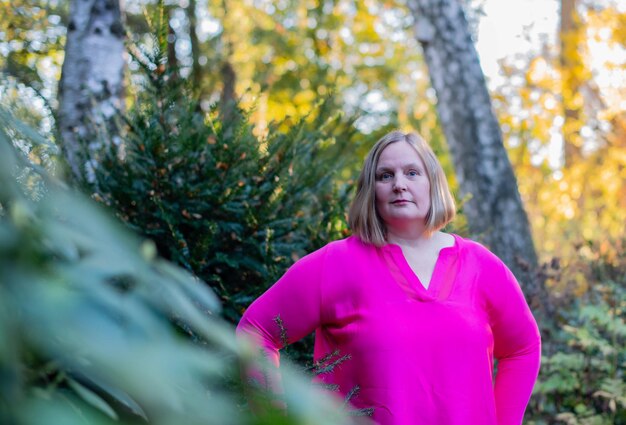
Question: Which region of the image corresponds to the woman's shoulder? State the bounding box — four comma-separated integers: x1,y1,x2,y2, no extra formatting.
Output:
452,234,519,298
324,234,373,256
294,235,372,270
452,233,506,267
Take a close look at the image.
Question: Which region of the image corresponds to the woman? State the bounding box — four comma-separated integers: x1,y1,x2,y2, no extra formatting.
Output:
236,131,541,425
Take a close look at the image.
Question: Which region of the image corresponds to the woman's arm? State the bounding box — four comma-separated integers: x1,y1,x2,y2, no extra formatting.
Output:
488,261,542,425
236,245,328,392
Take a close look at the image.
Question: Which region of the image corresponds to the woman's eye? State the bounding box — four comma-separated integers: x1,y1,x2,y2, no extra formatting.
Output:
378,172,393,181
407,170,419,177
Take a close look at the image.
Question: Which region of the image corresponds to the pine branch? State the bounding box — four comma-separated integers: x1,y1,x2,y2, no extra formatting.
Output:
310,353,352,376
273,315,289,348
349,407,375,417
312,382,340,392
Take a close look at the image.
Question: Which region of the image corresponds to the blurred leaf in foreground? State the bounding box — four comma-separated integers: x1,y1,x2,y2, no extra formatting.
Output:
0,107,356,425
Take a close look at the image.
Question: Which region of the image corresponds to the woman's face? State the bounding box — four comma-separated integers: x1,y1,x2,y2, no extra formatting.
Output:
374,141,431,230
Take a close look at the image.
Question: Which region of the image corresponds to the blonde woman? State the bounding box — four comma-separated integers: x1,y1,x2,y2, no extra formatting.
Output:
237,131,541,425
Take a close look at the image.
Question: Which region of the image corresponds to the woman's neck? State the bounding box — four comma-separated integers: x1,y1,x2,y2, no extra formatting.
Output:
386,230,453,252
386,227,433,248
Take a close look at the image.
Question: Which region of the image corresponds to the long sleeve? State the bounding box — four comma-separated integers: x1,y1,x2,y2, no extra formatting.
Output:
236,245,327,375
486,260,541,425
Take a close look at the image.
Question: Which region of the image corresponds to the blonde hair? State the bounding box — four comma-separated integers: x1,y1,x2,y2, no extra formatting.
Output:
348,131,456,246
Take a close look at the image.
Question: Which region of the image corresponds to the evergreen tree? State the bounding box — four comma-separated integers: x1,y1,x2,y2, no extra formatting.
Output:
93,28,359,323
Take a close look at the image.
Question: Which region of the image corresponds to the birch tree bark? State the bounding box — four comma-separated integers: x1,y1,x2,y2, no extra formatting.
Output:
407,0,549,314
58,0,125,183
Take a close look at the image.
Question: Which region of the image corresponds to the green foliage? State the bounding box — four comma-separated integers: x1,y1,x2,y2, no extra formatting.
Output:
93,34,359,325
528,242,626,424
0,108,356,425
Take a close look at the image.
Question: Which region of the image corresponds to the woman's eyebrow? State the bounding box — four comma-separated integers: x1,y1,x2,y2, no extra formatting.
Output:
405,163,422,169
376,162,422,170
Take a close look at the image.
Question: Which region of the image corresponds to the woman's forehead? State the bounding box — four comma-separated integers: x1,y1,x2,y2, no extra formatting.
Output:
377,142,424,166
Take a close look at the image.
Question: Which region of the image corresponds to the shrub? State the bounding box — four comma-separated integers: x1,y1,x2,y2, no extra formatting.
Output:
92,32,359,327
527,240,626,424
0,107,355,425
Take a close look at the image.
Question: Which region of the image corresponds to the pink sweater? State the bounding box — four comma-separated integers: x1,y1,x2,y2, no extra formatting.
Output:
236,234,541,424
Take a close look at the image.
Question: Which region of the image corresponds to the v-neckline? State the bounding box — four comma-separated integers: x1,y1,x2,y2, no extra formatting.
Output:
380,234,460,302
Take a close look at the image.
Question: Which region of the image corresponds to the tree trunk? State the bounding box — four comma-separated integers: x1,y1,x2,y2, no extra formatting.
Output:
219,0,237,117
560,0,584,167
407,0,549,316
185,0,203,94
58,0,125,184
167,7,179,78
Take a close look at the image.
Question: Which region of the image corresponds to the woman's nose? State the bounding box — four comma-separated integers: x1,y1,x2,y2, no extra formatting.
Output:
392,176,407,191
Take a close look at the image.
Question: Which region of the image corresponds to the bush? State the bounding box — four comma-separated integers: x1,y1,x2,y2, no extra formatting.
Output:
0,108,356,425
92,34,359,327
527,240,626,424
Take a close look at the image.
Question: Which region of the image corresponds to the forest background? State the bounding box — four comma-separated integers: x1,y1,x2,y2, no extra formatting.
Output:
0,0,624,424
